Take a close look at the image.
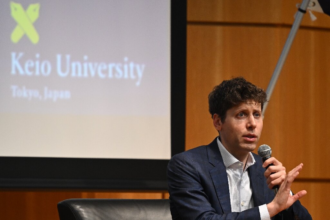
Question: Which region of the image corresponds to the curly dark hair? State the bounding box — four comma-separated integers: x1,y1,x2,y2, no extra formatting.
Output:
208,77,267,122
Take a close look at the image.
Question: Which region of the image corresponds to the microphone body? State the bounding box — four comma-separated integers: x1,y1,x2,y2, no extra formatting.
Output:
258,144,279,193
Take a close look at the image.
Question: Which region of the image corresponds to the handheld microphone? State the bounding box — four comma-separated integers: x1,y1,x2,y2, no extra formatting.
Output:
258,144,272,163
258,144,279,193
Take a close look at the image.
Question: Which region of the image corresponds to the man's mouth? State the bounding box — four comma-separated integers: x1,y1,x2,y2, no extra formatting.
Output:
243,134,257,142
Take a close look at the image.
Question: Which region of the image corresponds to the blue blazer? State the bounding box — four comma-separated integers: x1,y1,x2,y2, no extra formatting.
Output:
167,138,312,220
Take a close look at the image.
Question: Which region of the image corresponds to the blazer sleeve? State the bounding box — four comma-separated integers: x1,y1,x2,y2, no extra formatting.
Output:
167,153,262,220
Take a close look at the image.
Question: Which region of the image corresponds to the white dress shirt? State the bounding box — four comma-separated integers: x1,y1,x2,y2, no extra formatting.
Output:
217,138,270,220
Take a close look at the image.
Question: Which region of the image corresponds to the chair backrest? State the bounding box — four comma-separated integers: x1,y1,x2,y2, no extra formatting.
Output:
57,199,172,220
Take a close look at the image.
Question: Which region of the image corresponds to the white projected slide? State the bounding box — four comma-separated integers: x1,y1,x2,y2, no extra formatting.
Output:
0,0,171,159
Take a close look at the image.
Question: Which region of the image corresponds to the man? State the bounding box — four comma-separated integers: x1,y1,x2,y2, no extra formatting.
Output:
167,77,311,220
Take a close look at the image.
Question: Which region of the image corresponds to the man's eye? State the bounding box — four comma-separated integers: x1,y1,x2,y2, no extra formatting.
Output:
237,112,245,117
254,112,261,117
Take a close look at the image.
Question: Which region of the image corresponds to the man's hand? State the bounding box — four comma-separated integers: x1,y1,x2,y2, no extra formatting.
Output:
263,157,286,189
266,163,307,217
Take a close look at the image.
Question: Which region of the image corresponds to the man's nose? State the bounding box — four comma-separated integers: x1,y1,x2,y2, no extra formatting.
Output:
247,115,256,129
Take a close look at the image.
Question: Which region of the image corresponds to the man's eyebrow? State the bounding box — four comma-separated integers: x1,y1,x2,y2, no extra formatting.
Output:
235,106,261,112
234,107,248,112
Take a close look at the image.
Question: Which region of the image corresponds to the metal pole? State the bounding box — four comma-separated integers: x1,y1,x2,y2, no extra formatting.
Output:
262,0,311,114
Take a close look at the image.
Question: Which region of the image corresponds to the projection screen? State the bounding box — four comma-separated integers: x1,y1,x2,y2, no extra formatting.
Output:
0,0,186,190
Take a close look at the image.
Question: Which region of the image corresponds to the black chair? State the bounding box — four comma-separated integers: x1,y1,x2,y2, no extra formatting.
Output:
57,199,171,220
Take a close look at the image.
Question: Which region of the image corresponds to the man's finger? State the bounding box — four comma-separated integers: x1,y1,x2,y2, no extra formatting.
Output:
262,157,281,168
282,164,303,191
287,190,307,207
264,165,286,177
288,163,303,178
267,172,286,186
293,190,307,199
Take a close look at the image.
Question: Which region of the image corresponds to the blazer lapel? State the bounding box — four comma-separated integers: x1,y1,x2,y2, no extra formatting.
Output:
207,138,231,214
248,158,265,207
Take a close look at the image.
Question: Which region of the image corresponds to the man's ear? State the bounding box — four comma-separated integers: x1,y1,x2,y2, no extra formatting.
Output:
212,114,222,131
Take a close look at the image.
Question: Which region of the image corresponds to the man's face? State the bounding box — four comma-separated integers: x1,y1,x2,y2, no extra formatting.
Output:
213,100,263,162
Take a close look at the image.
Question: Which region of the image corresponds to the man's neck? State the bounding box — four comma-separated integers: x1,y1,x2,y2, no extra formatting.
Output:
218,137,250,166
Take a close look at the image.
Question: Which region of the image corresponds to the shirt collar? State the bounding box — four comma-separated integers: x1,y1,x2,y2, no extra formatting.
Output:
217,137,255,171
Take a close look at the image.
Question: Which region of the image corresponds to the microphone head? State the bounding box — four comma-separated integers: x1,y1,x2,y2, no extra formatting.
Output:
258,144,272,159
